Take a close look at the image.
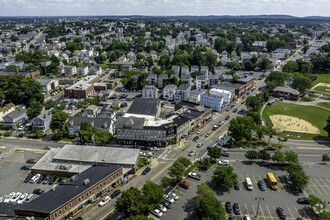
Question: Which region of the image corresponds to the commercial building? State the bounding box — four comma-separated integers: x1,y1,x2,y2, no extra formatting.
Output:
200,93,224,111
31,144,140,176
272,86,299,101
15,165,123,220
125,98,161,120
64,75,100,98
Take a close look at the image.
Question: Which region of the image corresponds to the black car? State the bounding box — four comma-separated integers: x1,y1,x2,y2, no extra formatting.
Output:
24,173,33,183
228,216,236,220
48,176,57,185
142,167,151,175
284,175,292,185
225,116,230,120
258,180,266,191
37,175,45,184
222,143,232,148
233,108,238,113
42,175,51,184
193,136,199,141
297,197,309,204
225,202,232,214
233,203,240,215
234,180,240,190
33,189,45,195
276,207,286,219
290,185,299,195
258,162,271,167
221,152,230,157
163,201,172,209
21,165,32,170
111,190,121,199
58,176,64,184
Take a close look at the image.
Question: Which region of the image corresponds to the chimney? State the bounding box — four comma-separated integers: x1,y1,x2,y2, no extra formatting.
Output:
43,114,46,118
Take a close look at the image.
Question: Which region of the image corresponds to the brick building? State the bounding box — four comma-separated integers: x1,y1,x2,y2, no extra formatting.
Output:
64,75,100,98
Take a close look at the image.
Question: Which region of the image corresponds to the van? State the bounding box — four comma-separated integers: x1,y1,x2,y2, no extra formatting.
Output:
245,177,253,191
25,194,34,203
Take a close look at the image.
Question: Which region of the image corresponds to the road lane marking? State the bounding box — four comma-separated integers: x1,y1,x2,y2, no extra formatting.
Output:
314,178,329,196
185,179,196,185
308,185,316,195
150,164,171,182
100,208,115,220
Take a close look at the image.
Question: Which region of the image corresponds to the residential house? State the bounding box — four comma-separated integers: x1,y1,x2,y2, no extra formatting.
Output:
209,88,233,106
64,65,77,76
181,66,189,76
90,65,103,76
77,66,89,76
2,108,27,129
200,66,209,78
158,74,168,89
142,85,158,99
163,84,177,101
81,105,101,117
31,110,52,132
0,103,15,122
171,65,180,77
209,74,219,87
196,75,208,89
189,89,206,104
36,79,59,94
272,86,299,101
181,75,192,85
200,93,224,111
146,74,157,85
174,84,191,103
190,65,199,73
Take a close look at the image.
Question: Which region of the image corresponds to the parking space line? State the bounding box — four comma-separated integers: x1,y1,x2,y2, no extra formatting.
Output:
245,204,250,217
307,164,312,168
259,206,266,220
309,179,323,196
194,170,204,175
308,185,316,195
294,207,302,218
185,179,196,185
302,208,311,219
266,205,272,219
287,207,295,219
173,188,185,195
252,204,257,217
314,178,329,196
326,178,330,184
319,178,330,189
241,174,245,182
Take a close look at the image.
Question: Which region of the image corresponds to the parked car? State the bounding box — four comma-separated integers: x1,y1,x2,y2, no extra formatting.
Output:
258,180,266,191
26,159,37,164
168,192,179,200
197,142,203,148
98,196,111,207
163,201,172,209
297,197,309,204
24,194,34,203
21,165,32,170
33,189,44,195
188,171,201,180
290,185,299,195
228,216,236,220
225,116,230,120
276,207,286,219
234,180,240,190
111,190,121,199
258,162,271,167
30,174,41,183
193,136,199,141
48,176,57,185
10,192,22,203
218,160,230,166
284,175,292,185
164,194,175,203
58,176,64,184
151,209,163,218
205,132,211,137
24,173,33,183
233,108,238,113
179,181,190,189
221,152,230,157
225,201,233,214
42,175,51,184
197,130,201,134
142,167,151,175
243,214,251,220
17,193,28,204
233,203,240,215
43,146,52,150
157,204,167,213
266,146,276,151
37,175,45,184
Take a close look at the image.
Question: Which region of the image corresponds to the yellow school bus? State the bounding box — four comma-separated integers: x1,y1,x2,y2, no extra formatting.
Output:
266,172,278,190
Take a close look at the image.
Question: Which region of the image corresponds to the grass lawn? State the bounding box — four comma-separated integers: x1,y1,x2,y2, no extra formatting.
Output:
317,102,330,109
262,101,330,139
313,86,330,94
311,74,330,87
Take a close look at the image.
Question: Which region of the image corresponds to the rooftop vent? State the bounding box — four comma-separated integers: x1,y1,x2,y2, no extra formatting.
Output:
70,175,78,182
83,178,90,185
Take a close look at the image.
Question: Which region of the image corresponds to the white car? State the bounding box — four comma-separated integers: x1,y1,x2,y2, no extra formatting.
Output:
218,160,230,166
10,192,22,203
157,204,167,212
151,209,163,218
188,150,196,156
197,142,203,148
17,126,24,131
168,192,179,200
98,196,111,207
17,193,28,204
3,193,14,203
0,196,4,203
30,174,41,183
164,194,175,203
197,130,201,134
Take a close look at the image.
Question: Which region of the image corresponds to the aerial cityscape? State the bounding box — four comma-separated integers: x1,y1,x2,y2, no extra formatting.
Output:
0,1,329,220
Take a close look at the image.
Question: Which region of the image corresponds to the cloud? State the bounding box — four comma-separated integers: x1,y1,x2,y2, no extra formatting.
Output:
0,0,329,16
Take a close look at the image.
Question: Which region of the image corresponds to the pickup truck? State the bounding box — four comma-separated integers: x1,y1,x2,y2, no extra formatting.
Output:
188,171,201,180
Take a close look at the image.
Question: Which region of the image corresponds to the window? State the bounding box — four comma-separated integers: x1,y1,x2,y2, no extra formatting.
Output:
69,203,72,208
82,195,84,199
117,173,119,177
110,176,112,180
104,181,105,185
59,209,62,215
97,186,99,190
94,188,95,192
64,206,67,211
54,213,57,218
78,198,81,202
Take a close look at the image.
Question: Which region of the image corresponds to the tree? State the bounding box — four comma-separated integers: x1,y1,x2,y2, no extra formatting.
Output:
158,54,171,69
95,54,106,64
258,149,271,161
125,216,153,220
27,100,43,119
226,61,241,71
169,158,189,181
324,115,330,137
94,130,111,145
282,61,299,73
10,34,19,42
115,187,148,217
289,169,309,191
322,154,330,163
44,100,56,110
292,74,312,93
50,111,68,139
259,58,271,70
285,151,299,164
228,116,256,141
191,71,202,79
142,181,165,211
309,195,322,206
195,183,226,220
208,146,222,159
244,60,255,71
145,56,153,67
161,176,172,187
272,150,286,163
265,71,288,87
214,38,228,53
245,150,259,160
266,39,285,52
246,96,262,112
286,162,303,174
213,166,238,189
177,156,191,167
277,134,288,147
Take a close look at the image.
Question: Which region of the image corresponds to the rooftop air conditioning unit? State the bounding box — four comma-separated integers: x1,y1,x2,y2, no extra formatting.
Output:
83,179,90,185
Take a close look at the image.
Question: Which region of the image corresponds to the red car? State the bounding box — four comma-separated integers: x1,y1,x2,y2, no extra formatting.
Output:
179,181,190,189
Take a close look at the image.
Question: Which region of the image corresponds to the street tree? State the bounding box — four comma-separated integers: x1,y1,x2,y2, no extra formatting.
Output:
244,60,255,71
258,58,271,70
177,157,191,167
208,146,222,159
161,176,172,187
322,154,330,163
272,150,286,163
282,61,299,72
115,187,148,217
125,216,153,220
289,169,309,191
285,151,299,164
196,183,216,197
27,100,43,119
277,133,288,147
246,96,261,112
228,116,256,141
245,150,259,160
169,160,186,181
258,149,271,161
142,181,165,211
309,195,322,206
212,166,238,189
50,111,68,140
324,115,330,137
292,74,312,93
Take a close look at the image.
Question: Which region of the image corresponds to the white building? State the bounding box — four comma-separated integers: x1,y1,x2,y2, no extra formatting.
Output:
77,66,89,76
163,84,177,101
142,85,158,99
64,65,77,76
209,88,232,105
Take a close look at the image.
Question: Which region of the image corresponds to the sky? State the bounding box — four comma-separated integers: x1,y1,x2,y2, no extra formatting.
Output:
0,0,329,17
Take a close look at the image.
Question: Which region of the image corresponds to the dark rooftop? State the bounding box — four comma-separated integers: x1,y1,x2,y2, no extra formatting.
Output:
126,98,160,116
15,166,121,214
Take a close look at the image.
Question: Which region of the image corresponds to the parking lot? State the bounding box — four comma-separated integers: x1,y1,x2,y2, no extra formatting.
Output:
160,160,330,220
0,150,54,200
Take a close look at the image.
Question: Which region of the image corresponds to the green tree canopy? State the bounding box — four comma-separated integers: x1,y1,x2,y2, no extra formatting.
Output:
228,116,256,141
285,151,299,164
245,150,259,160
272,150,286,163
292,74,311,93
212,166,238,189
208,146,222,159
142,181,165,211
115,187,148,217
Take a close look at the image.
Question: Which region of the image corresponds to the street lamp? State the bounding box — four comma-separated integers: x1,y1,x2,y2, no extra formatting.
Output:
255,197,264,218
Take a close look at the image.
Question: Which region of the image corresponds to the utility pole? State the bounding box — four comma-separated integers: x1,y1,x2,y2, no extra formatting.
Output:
255,197,264,218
